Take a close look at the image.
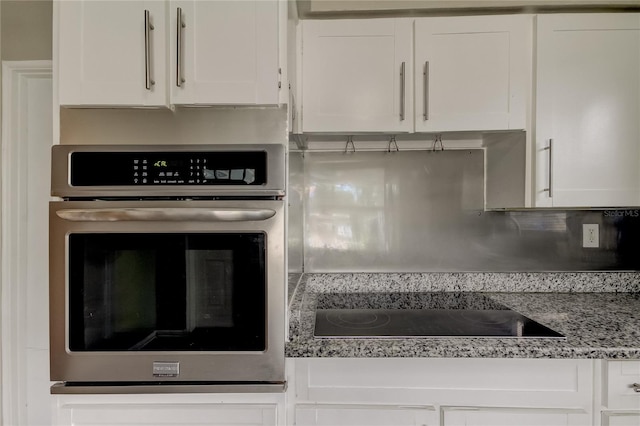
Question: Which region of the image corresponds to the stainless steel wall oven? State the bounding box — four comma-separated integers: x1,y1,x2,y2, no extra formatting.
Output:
49,145,286,393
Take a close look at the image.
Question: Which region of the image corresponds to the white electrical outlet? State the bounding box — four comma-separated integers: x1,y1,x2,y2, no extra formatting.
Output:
582,224,599,248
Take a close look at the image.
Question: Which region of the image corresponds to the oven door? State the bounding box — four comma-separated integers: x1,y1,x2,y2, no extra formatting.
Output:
49,199,284,385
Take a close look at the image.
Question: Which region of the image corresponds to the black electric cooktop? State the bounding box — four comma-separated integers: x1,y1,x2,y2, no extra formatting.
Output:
314,293,564,339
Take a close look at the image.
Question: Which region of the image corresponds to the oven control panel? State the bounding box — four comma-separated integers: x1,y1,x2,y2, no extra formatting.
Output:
70,151,267,186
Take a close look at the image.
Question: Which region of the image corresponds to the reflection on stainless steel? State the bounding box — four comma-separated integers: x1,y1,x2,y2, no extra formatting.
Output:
288,153,305,272
289,151,640,272
304,150,485,271
56,208,276,222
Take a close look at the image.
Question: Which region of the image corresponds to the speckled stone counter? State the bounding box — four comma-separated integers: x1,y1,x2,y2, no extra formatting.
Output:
286,273,640,359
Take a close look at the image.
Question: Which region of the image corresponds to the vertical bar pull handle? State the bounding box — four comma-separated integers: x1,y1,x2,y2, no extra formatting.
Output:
144,10,155,90
544,139,553,197
400,62,406,121
424,61,430,120
176,7,186,87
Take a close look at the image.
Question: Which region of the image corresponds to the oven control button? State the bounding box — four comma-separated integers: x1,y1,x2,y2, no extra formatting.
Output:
203,168,215,179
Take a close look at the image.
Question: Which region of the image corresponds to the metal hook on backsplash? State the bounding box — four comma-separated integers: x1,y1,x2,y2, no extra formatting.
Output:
344,135,356,154
388,135,399,153
432,134,445,152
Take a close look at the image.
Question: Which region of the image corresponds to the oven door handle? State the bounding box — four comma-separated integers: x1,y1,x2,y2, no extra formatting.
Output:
55,208,276,222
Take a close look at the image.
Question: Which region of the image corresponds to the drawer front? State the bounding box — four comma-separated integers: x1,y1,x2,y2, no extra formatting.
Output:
295,358,593,409
602,412,640,426
606,361,640,410
295,404,435,426
444,407,591,426
57,403,278,426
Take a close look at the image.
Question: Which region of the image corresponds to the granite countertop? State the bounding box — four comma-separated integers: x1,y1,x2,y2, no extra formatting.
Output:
286,273,640,359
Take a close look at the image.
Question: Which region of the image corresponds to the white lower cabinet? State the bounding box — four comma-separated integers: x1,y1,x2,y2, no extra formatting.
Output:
53,358,617,425
291,358,594,426
601,360,640,426
602,412,640,426
295,404,435,426
604,361,640,410
444,408,591,426
52,394,284,426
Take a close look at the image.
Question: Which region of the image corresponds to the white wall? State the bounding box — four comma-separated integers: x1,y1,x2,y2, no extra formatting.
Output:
1,0,52,61
0,3,53,425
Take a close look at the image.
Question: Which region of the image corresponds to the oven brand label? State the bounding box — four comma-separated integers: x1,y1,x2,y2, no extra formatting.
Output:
153,361,180,377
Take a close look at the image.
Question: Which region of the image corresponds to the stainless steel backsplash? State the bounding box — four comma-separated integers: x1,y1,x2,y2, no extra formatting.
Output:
288,151,640,272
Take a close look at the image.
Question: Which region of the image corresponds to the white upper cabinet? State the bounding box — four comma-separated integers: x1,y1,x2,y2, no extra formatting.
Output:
536,14,640,207
301,19,413,133
57,1,168,107
300,15,529,134
57,0,280,107
414,15,530,132
169,1,279,105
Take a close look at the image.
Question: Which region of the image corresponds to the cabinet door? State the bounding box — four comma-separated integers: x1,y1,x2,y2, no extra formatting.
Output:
57,0,167,107
444,408,590,426
536,14,640,207
603,412,640,426
605,361,640,410
169,1,279,105
302,19,413,133
57,403,277,426
414,15,530,132
295,405,434,426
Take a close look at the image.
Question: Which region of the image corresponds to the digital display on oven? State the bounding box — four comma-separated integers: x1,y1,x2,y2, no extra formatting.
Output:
70,151,267,186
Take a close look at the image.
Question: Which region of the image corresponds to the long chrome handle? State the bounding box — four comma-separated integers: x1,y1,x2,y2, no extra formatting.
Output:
633,383,640,393
56,208,276,222
544,139,553,197
400,62,406,121
176,7,185,87
144,10,155,90
423,61,430,120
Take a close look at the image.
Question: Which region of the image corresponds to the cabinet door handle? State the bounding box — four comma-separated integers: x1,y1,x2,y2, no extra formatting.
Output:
144,10,155,90
176,7,186,87
423,61,429,120
544,139,553,197
633,383,640,393
400,62,406,121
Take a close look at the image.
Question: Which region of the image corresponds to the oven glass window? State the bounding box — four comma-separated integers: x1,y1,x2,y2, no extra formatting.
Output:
68,233,266,352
